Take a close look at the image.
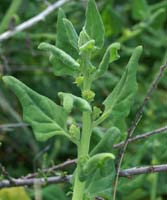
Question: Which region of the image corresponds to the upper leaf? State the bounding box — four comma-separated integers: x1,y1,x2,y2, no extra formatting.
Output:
99,46,143,123
56,8,78,59
63,18,78,51
38,42,80,77
95,43,120,78
2,76,69,142
85,0,105,48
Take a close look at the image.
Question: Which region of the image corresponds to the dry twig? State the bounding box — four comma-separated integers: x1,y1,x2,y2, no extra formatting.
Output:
114,125,167,148
0,0,71,41
113,60,167,200
0,164,167,189
24,159,77,179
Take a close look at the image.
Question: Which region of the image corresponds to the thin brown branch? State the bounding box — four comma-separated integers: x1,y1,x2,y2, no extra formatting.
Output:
0,0,71,42
2,122,167,148
0,175,71,189
0,164,167,189
113,60,167,200
24,159,77,179
114,125,167,148
119,164,167,177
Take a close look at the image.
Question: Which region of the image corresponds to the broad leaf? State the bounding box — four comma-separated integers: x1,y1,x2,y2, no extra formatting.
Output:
95,43,120,78
56,8,78,58
102,46,143,122
2,76,69,142
79,153,115,182
38,42,80,77
85,0,105,48
90,127,121,156
84,159,115,199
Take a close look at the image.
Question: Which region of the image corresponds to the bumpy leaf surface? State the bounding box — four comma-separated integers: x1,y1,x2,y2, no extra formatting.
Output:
84,160,115,199
3,76,69,142
103,46,143,120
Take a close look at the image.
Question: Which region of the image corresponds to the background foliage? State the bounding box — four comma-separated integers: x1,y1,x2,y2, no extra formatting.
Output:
0,0,167,199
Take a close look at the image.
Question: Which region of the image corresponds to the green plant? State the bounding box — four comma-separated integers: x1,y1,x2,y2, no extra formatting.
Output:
2,0,143,199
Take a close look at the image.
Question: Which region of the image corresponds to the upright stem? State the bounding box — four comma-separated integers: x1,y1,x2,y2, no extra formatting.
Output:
72,54,92,200
72,112,92,200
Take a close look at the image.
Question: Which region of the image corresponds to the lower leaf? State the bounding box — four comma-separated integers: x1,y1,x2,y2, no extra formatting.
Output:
3,76,69,142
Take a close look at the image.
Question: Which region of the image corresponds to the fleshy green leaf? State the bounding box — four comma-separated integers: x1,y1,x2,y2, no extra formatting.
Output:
132,0,150,20
38,42,80,77
90,127,121,156
79,153,115,182
2,76,69,142
85,0,105,48
98,46,143,123
63,18,78,51
38,43,80,69
56,8,78,58
84,159,115,199
43,9,79,77
58,92,92,113
95,43,120,78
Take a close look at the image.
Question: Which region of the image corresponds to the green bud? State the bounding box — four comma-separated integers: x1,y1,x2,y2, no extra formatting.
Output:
92,106,102,120
82,90,95,102
74,76,84,88
69,124,80,142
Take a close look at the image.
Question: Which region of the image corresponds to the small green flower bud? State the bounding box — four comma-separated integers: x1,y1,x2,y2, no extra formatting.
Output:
92,106,102,120
82,90,95,102
74,76,84,87
69,124,80,141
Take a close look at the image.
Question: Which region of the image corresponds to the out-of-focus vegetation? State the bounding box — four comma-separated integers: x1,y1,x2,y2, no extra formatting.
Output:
0,0,167,199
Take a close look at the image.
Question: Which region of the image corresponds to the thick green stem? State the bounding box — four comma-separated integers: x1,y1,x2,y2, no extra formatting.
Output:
72,54,92,200
72,112,92,200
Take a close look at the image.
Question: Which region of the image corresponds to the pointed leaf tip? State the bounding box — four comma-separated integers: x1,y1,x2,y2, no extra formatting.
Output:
100,45,143,125
95,42,121,78
85,0,105,48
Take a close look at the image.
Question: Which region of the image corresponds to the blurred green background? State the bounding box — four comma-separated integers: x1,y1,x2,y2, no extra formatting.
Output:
0,0,167,199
